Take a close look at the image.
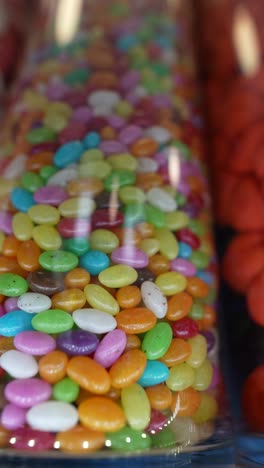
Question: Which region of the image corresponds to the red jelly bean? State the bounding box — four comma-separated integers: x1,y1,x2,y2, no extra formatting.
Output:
171,317,199,339
146,409,167,434
9,427,55,451
58,121,88,145
92,209,124,229
176,228,200,249
57,218,91,238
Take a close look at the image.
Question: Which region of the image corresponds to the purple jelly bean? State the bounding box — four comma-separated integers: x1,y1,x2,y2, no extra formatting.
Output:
0,212,13,234
118,125,143,145
111,246,149,268
99,140,126,155
201,330,216,353
1,403,27,430
120,70,140,90
14,331,56,356
170,258,197,277
94,329,127,368
5,378,52,408
33,186,68,205
4,298,18,313
107,115,125,129
57,330,99,356
72,106,92,122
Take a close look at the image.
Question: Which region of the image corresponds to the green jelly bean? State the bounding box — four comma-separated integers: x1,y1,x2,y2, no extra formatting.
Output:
186,335,207,369
39,165,58,181
142,323,172,360
80,149,104,163
26,127,56,144
139,238,160,257
188,303,204,320
172,141,191,159
63,237,90,256
191,251,210,270
145,204,165,228
99,265,138,288
151,62,169,76
64,68,89,85
121,384,150,431
53,377,80,403
166,363,195,391
39,250,79,272
21,172,44,192
154,228,179,260
192,358,213,391
188,219,206,237
79,160,111,179
119,186,145,205
122,203,145,227
151,426,176,448
175,192,186,207
32,309,73,334
104,169,136,192
106,426,151,452
0,273,28,297
84,284,119,316
90,229,119,253
165,211,189,231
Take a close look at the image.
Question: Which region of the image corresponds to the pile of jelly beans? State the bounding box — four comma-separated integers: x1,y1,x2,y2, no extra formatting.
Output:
0,2,220,454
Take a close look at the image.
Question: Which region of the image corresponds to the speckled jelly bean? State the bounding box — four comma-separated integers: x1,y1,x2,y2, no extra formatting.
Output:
0,274,28,297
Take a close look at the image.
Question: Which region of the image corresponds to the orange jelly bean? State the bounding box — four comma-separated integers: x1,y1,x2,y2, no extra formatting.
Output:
0,337,14,354
111,227,140,247
136,173,163,191
26,151,54,171
79,397,126,432
148,255,170,276
100,126,116,140
124,334,141,351
39,351,68,384
116,286,141,309
76,388,93,406
56,425,105,453
166,292,193,321
67,356,111,394
136,222,154,239
109,349,147,388
0,256,27,277
170,387,201,417
146,384,172,410
0,425,10,448
67,178,103,197
16,240,41,272
197,305,216,331
130,137,158,158
159,338,192,367
64,268,91,289
186,277,210,299
51,288,86,313
116,307,157,334
2,236,21,257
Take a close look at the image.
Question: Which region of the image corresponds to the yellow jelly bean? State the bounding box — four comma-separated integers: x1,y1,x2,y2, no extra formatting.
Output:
99,265,138,288
0,232,5,253
155,272,187,296
90,229,119,253
186,335,207,369
166,363,195,391
58,197,96,218
84,284,119,316
32,225,62,250
165,211,189,231
0,179,16,197
193,393,218,424
28,204,60,225
108,154,137,171
47,102,72,118
121,383,151,431
79,161,111,179
192,359,213,391
43,113,68,132
23,90,48,110
119,186,145,204
52,288,86,313
139,238,160,257
115,100,133,117
154,228,179,260
80,149,104,163
12,213,33,241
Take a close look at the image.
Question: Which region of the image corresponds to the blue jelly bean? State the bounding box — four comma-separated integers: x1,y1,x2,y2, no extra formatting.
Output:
79,250,110,275
178,242,192,259
117,34,139,51
0,310,35,337
10,188,36,213
83,132,101,149
137,361,169,387
197,270,214,286
54,141,84,168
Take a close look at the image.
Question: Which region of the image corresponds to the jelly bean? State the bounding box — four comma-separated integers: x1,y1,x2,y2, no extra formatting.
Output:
79,160,111,179
67,177,103,197
142,323,172,360
14,331,56,355
147,188,177,213
27,127,56,144
2,237,21,258
166,290,193,321
0,337,15,354
1,403,27,430
138,361,169,387
39,250,78,273
67,356,111,394
89,91,120,109
53,377,79,403
121,383,150,430
160,338,192,368
137,157,158,174
32,309,74,334
56,425,105,453
26,401,78,432
145,384,172,411
111,246,148,269
131,137,158,158
54,141,84,168
21,172,44,193
12,213,33,241
148,254,170,276
32,225,62,250
107,426,151,451
64,268,91,289
109,349,147,388
193,393,218,424
17,240,41,272
80,149,104,163
136,222,154,239
84,284,119,315
26,151,54,172
99,264,138,288
165,212,189,231
122,203,145,227
186,277,209,299
94,329,127,368
119,125,143,145
79,396,126,432
90,229,119,253
57,218,90,238
92,209,124,230
146,409,168,435
192,359,213,391
57,330,99,356
170,387,201,418
145,204,165,227
10,187,36,213
5,378,52,408
33,185,67,205
104,170,136,192
189,303,204,320
155,272,187,296
186,335,207,369
63,237,89,257
119,186,145,205
141,281,167,319
139,238,160,256
116,307,157,334
48,167,78,186
124,334,141,352
166,362,195,392
9,426,54,451
28,204,60,225
79,250,110,275
108,154,137,172
0,257,26,277
0,274,28,297
191,251,209,270
0,212,12,235
176,228,200,249
171,317,199,340
154,228,179,260
72,309,117,334
27,270,65,296
4,298,18,313
52,288,86,312
39,351,68,384
0,350,38,379
151,426,177,448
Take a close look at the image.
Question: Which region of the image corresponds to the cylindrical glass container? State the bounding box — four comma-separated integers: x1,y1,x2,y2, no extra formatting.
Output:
0,0,232,465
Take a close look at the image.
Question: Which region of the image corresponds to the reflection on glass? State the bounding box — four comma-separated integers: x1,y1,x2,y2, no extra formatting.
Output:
233,4,261,76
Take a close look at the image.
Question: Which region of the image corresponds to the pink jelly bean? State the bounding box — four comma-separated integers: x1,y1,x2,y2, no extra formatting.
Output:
120,70,140,90
170,258,197,277
118,125,143,145
107,115,125,129
1,403,27,430
14,331,56,356
146,409,167,434
152,94,172,108
5,378,52,408
0,305,5,317
99,140,126,155
9,427,55,451
33,186,68,205
94,329,127,368
57,218,91,238
46,82,69,100
4,298,18,313
111,246,149,268
0,212,13,234
72,106,92,122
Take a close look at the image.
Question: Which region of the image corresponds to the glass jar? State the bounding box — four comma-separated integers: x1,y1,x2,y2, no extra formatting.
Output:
0,0,232,465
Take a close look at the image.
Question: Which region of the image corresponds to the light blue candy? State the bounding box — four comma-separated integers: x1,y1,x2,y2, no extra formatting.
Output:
79,250,110,275
178,242,192,259
197,270,214,286
10,188,36,213
54,141,84,168
83,132,101,149
117,34,139,51
0,310,35,337
137,361,169,387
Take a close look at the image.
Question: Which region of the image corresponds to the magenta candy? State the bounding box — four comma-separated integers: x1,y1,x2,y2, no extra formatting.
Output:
9,427,55,451
92,209,123,229
5,378,52,408
4,298,18,313
29,142,58,155
146,409,167,434
170,258,197,277
64,90,86,108
14,331,56,356
57,218,91,238
107,115,125,129
120,70,140,90
208,364,220,390
99,140,127,155
111,246,148,268
33,186,68,205
152,94,172,108
0,212,13,234
72,106,92,122
1,403,27,430
0,305,5,317
46,82,69,100
94,329,127,368
118,125,143,145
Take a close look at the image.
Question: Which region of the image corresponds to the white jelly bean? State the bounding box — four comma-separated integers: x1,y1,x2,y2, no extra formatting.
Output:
47,167,78,186
136,157,158,174
93,105,113,116
0,350,38,379
26,401,78,432
141,281,167,319
145,126,171,144
17,293,52,314
73,308,117,334
147,187,177,212
88,90,120,108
